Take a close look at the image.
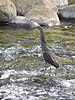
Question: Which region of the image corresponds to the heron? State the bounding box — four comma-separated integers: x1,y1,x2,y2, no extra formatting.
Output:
27,20,60,72
23,20,60,69
36,25,59,72
38,27,59,65
10,16,60,70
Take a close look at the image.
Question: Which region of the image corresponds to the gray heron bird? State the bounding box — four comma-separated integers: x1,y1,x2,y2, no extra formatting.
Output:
29,21,59,69
10,16,59,69
37,26,59,69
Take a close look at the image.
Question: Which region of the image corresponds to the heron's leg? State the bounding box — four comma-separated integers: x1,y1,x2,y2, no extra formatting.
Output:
55,68,57,76
43,62,47,74
60,64,64,75
48,65,52,76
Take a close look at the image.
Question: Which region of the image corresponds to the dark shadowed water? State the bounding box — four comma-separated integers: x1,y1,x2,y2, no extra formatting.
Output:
0,23,75,100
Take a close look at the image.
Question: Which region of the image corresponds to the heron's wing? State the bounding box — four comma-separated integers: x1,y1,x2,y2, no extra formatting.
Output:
43,51,59,64
47,47,59,62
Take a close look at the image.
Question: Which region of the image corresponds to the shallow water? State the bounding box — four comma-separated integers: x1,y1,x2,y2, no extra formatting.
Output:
0,23,75,100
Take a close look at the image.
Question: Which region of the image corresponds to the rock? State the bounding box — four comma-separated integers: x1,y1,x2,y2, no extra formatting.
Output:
25,7,60,27
51,0,68,9
0,0,16,22
11,0,60,27
11,0,58,15
11,0,68,15
58,4,75,21
9,16,40,29
9,15,59,29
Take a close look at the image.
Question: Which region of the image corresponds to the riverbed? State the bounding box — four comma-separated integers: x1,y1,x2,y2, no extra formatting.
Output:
0,22,75,100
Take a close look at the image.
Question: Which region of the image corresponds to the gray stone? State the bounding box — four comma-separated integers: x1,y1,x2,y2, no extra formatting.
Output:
58,4,75,20
11,0,60,27
51,0,68,9
9,15,59,28
0,0,16,22
25,7,60,27
11,0,58,15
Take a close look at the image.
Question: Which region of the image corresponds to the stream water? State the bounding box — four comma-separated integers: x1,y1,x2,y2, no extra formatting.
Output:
0,23,75,100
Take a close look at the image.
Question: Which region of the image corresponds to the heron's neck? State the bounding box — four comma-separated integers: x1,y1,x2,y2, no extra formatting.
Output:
38,26,48,49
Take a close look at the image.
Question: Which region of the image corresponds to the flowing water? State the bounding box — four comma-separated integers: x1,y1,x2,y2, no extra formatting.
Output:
0,23,75,100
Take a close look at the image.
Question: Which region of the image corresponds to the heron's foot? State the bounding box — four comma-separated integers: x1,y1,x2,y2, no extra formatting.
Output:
43,67,47,74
